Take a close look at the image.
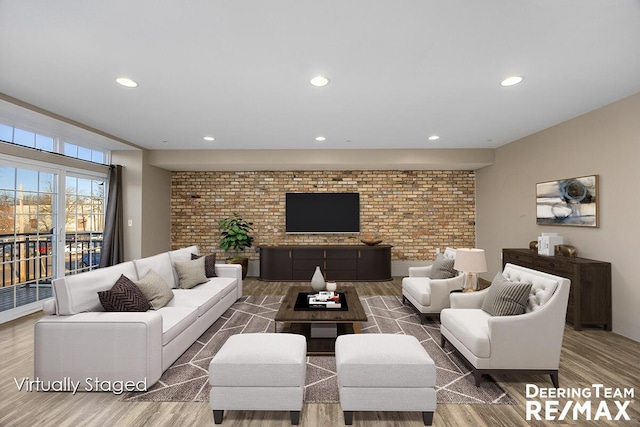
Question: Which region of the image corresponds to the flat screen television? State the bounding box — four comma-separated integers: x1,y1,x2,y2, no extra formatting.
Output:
286,193,360,233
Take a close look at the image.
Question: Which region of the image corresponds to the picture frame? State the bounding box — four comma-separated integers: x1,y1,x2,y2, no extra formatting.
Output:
536,175,598,227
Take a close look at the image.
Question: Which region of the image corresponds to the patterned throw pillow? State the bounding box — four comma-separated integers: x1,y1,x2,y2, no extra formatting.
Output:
428,254,457,279
175,257,208,289
98,275,151,312
134,270,174,310
481,273,533,316
191,253,217,277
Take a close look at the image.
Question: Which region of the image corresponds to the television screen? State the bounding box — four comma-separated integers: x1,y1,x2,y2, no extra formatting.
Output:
286,193,360,233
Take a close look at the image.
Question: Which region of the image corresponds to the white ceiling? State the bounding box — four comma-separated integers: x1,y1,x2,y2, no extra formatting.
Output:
1,0,639,153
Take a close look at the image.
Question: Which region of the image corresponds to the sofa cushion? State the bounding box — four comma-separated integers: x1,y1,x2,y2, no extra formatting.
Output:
428,254,457,279
134,270,174,310
193,277,237,299
53,261,138,315
98,275,151,312
502,265,559,312
191,252,217,277
440,308,492,358
156,306,199,345
134,252,176,288
165,287,222,317
174,257,208,289
482,273,532,316
401,277,431,306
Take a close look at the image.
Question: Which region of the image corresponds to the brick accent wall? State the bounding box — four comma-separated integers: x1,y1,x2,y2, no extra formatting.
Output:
171,170,475,261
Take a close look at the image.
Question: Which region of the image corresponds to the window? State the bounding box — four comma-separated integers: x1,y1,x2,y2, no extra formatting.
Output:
0,164,57,312
0,122,107,165
0,119,110,321
65,175,105,274
64,142,106,165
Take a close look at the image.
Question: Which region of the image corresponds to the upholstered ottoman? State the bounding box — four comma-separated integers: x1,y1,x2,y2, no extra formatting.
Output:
209,333,307,425
335,334,436,425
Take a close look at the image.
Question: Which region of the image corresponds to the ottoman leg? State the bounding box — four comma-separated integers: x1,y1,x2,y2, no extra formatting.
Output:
343,411,354,425
290,411,300,425
213,410,224,424
423,411,434,425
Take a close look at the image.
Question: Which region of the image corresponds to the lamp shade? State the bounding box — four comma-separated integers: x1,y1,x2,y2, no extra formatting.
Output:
454,248,487,273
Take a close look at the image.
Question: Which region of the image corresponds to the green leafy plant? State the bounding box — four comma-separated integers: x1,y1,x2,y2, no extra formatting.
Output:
218,213,254,257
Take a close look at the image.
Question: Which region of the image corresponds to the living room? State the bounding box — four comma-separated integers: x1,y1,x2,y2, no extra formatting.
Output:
1,1,640,426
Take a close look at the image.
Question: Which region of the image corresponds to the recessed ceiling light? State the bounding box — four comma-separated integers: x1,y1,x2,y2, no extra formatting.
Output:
203,136,215,141
310,76,330,87
315,136,326,141
115,77,138,88
428,135,440,141
500,76,523,87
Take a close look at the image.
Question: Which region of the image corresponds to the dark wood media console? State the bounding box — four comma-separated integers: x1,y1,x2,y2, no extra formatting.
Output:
259,245,392,281
502,248,612,331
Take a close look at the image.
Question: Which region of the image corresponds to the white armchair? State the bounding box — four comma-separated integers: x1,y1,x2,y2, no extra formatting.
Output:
402,248,465,322
440,263,570,387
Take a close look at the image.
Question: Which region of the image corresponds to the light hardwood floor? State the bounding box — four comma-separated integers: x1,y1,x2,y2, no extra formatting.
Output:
1,278,639,427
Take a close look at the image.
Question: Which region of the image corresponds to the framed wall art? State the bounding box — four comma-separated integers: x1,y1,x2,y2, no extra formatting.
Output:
536,175,598,227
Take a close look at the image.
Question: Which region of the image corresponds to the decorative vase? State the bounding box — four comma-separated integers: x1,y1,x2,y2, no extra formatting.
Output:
310,266,325,292
326,281,337,292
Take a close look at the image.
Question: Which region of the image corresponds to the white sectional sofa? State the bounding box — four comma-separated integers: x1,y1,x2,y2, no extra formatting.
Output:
34,246,242,389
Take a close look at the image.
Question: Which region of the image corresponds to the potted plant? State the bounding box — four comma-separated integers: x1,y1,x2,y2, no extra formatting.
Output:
218,212,254,279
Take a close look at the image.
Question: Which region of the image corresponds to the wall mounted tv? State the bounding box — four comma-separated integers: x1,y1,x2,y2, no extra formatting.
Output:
286,193,360,233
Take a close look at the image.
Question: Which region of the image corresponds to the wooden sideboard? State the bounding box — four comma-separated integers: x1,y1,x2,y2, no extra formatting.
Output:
259,245,392,282
502,248,611,331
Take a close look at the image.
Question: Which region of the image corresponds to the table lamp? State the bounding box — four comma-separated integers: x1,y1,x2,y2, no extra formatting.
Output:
453,248,487,291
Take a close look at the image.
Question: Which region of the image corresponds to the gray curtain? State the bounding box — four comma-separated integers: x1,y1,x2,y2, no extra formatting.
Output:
99,165,123,267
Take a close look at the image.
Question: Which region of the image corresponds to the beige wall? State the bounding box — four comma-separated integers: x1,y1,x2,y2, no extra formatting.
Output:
112,150,171,260
476,92,640,341
141,158,171,256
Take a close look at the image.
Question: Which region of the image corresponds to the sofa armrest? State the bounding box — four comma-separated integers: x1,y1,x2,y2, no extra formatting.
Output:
487,281,570,369
450,287,489,309
426,274,466,311
42,298,56,315
34,311,163,388
408,265,432,277
215,263,243,299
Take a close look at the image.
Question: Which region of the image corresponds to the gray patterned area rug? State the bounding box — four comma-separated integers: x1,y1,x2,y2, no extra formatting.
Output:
122,295,516,405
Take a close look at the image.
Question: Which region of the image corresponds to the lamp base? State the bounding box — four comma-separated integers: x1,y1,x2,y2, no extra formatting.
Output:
463,272,479,292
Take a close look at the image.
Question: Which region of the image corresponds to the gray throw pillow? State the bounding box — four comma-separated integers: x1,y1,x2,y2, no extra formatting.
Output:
191,252,217,277
175,257,208,289
428,254,457,279
134,270,174,309
482,273,533,316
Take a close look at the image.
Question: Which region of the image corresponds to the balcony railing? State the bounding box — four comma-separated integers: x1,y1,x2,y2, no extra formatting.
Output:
0,232,103,312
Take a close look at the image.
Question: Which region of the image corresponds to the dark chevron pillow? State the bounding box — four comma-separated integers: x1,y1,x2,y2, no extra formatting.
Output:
191,253,217,277
98,275,151,312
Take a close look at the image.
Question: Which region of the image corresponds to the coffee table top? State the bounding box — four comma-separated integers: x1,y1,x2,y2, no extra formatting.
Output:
275,285,367,323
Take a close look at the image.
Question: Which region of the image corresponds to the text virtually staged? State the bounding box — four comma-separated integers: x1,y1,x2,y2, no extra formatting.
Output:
14,377,148,395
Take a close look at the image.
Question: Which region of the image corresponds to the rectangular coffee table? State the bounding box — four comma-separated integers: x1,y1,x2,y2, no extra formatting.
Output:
274,285,368,355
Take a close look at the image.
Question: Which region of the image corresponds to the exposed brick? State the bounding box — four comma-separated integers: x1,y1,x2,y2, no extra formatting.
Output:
171,170,475,261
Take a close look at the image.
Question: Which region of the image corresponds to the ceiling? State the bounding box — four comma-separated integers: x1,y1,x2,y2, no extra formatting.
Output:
1,1,640,153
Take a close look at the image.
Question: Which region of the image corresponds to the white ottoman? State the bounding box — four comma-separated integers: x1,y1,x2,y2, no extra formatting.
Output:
209,333,307,425
335,334,436,425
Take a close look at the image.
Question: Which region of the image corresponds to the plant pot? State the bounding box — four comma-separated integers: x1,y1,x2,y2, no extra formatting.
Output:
227,257,249,279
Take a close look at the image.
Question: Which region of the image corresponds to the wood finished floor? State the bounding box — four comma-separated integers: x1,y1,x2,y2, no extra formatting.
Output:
1,278,639,427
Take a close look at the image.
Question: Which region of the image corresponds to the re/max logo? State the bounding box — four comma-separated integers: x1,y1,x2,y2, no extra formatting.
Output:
526,400,631,421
